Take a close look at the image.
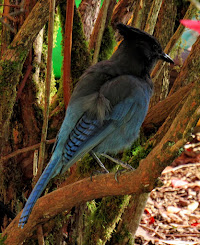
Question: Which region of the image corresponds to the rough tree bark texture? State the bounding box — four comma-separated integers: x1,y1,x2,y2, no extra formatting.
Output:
108,194,149,244
144,0,162,35
131,0,150,29
111,0,136,28
0,0,63,155
143,83,194,134
150,0,177,103
3,76,200,243
169,35,200,95
78,0,101,41
150,3,196,107
89,0,115,55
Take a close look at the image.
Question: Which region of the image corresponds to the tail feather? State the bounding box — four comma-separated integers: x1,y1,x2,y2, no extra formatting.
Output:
18,156,60,228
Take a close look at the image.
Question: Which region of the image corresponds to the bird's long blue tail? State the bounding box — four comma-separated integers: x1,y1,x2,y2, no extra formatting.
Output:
18,156,60,228
18,115,104,228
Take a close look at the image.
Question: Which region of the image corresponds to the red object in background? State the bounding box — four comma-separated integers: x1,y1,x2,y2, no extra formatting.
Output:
180,20,200,33
191,222,200,227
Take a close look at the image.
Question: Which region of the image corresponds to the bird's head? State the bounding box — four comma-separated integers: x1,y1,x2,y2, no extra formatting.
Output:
116,23,174,75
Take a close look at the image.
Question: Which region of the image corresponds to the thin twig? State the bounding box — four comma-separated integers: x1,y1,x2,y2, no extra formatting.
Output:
16,64,32,100
139,224,165,239
35,0,55,180
63,0,75,108
1,139,55,161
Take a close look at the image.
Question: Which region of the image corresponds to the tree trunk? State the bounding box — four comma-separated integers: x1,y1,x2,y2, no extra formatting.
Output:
150,3,197,107
78,0,101,41
108,194,149,245
111,0,135,28
144,0,162,35
169,35,200,95
89,0,112,64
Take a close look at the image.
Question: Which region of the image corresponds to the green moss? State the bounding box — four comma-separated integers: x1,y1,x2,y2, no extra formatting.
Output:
84,196,130,245
71,7,92,88
98,24,116,62
107,223,133,245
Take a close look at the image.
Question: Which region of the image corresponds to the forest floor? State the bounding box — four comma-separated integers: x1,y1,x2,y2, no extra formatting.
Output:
135,153,200,245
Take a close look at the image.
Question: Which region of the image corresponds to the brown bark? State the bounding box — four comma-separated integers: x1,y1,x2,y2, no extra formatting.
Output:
109,194,149,244
78,0,101,41
150,3,197,107
169,35,200,95
131,0,147,29
149,0,177,104
89,0,114,63
143,82,194,134
151,3,196,80
63,0,75,108
111,0,135,28
36,0,56,180
154,0,177,48
3,80,200,244
0,0,64,155
144,0,162,35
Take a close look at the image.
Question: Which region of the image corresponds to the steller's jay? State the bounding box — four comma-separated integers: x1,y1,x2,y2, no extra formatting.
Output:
18,23,173,228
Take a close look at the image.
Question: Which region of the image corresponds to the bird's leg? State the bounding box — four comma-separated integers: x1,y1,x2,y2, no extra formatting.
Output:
101,153,134,171
101,153,135,182
90,151,109,173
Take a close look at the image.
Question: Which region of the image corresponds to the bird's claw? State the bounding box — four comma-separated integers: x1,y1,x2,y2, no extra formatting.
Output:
114,167,135,183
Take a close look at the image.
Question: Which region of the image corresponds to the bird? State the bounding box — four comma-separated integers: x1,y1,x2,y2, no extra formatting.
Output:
18,23,174,228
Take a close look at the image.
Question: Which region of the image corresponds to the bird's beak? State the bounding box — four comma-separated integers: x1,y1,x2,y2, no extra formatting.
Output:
160,52,174,64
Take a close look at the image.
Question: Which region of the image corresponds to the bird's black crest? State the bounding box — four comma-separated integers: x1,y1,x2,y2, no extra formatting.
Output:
117,23,155,42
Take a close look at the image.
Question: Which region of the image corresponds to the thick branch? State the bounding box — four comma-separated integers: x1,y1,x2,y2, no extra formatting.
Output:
143,82,194,133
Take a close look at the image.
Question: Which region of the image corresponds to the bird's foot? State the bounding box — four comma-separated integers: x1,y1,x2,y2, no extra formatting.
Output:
101,153,135,182
101,153,134,170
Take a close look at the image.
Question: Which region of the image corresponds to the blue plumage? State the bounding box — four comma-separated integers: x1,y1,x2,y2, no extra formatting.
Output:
18,24,173,228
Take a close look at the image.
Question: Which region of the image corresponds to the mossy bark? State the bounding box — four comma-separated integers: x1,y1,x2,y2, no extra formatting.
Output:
79,0,101,41
0,0,64,155
144,0,162,35
150,3,197,107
